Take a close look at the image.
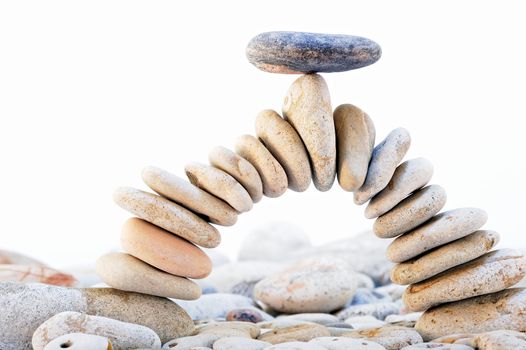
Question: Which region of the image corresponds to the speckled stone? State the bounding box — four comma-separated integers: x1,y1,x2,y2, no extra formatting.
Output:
185,162,253,213
404,249,526,311
282,73,335,191
209,146,263,203
400,344,474,350
96,252,201,300
474,330,526,350
235,134,288,198
162,334,219,349
365,158,433,219
387,208,488,263
343,326,423,350
354,128,411,205
142,166,237,226
374,185,447,239
310,337,387,350
255,109,311,192
391,230,500,285
42,333,111,350
334,103,376,192
212,336,271,350
113,187,220,248
258,323,331,344
246,31,381,74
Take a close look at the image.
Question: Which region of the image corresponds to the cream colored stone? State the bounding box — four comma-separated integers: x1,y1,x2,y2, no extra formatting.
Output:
212,336,271,350
185,162,253,213
374,185,446,239
255,109,311,192
96,252,201,300
310,337,386,350
113,187,220,248
404,249,526,312
265,342,328,350
43,333,111,350
235,134,288,197
342,326,423,350
197,322,260,339
161,334,219,349
282,74,335,191
209,146,263,203
474,330,526,350
142,166,237,226
334,103,376,192
391,230,500,285
386,207,487,263
400,344,474,349
365,158,433,219
257,323,330,344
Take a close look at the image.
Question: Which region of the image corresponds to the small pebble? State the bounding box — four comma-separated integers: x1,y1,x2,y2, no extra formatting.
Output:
197,322,260,339
212,336,270,350
342,325,423,350
258,323,330,344
310,336,387,350
400,344,474,349
162,334,218,349
226,308,265,323
264,341,328,350
344,315,386,329
337,302,401,321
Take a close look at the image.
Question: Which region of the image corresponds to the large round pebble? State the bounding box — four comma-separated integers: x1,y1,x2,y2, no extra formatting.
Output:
212,336,270,350
310,337,387,350
343,326,423,350
43,333,111,350
258,323,330,344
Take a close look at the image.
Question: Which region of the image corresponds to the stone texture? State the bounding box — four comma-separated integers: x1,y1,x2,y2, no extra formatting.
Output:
162,334,219,349
96,252,201,300
334,103,376,192
255,109,311,191
142,166,237,226
172,293,255,320
258,323,330,344
343,326,423,350
113,187,220,248
42,333,111,350
391,230,500,285
474,330,526,350
374,185,446,239
310,337,387,350
282,73,335,191
246,31,381,74
387,208,488,263
197,321,260,338
365,158,433,219
0,264,77,286
212,336,270,350
400,344,474,350
354,128,411,205
235,134,288,197
32,311,161,350
337,302,401,321
185,162,253,213
209,146,263,203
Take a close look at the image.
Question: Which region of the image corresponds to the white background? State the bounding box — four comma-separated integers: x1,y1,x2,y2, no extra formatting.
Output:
1,1,525,269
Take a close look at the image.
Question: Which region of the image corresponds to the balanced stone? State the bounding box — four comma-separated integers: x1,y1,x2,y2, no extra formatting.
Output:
365,158,433,219
391,230,500,285
342,326,423,350
120,217,212,279
96,252,201,299
42,333,111,350
334,103,376,192
374,185,447,238
282,73,335,191
258,323,330,344
113,187,220,248
403,249,526,311
235,134,288,197
185,162,253,212
310,337,387,350
354,128,411,205
142,166,237,226
209,146,263,203
246,31,381,74
415,288,526,340
255,109,311,192
387,207,488,263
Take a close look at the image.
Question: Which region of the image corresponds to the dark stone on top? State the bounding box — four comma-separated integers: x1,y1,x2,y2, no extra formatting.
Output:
246,31,381,74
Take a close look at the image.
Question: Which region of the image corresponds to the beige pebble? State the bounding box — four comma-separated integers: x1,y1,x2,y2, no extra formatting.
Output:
404,249,526,312
342,325,423,350
235,134,288,197
391,230,500,285
255,109,311,192
282,73,335,191
334,103,376,192
374,185,447,239
162,334,219,349
400,343,474,349
474,330,526,350
265,342,328,350
415,288,526,340
386,207,488,263
354,128,411,205
365,158,433,219
42,333,111,350
310,336,387,350
113,187,220,248
142,166,237,226
96,252,201,300
209,146,263,203
212,336,271,350
197,322,260,339
431,334,476,345
258,323,331,344
185,162,253,213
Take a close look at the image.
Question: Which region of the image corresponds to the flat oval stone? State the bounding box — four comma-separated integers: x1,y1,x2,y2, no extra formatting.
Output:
246,31,381,74
197,321,260,338
365,158,433,219
212,336,271,350
162,334,219,349
96,252,201,300
43,333,111,350
113,187,220,248
342,325,423,350
415,288,526,341
310,337,387,350
474,330,526,350
258,324,330,344
391,230,500,285
403,249,526,312
334,103,376,192
120,217,212,279
282,73,335,191
374,185,447,239
354,128,411,205
386,207,488,263
142,166,237,226
209,146,263,203
235,134,288,197
255,109,311,192
185,162,253,213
